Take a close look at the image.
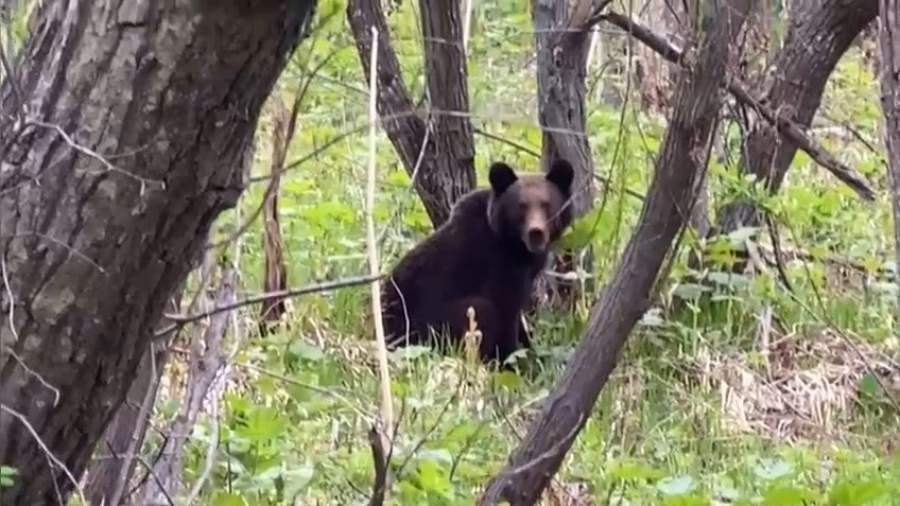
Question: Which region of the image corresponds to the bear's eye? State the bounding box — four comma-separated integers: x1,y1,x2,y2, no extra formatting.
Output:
540,201,550,213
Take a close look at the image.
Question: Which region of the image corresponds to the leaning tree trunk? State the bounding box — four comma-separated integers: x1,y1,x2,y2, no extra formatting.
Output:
0,1,314,503
479,0,754,503
716,0,878,233
879,0,900,313
347,0,476,228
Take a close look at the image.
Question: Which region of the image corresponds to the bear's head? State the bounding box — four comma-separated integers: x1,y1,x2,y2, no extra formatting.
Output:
487,159,575,255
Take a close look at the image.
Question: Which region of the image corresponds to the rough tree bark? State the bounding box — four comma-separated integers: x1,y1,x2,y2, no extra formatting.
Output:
479,1,754,503
84,340,168,505
0,1,315,503
716,0,879,233
347,0,476,228
879,0,900,311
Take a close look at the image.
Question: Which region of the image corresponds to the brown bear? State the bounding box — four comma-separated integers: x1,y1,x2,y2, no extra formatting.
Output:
380,159,575,365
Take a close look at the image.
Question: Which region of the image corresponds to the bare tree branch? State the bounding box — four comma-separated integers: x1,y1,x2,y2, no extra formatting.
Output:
157,274,383,334
601,10,877,201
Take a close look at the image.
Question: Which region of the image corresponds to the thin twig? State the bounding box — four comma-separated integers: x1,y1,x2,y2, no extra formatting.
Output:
0,404,87,504
133,456,176,506
26,120,166,193
155,274,382,335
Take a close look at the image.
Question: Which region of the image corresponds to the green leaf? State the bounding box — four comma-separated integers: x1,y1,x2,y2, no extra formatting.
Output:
282,464,315,499
828,479,888,505
762,484,812,505
235,406,286,442
417,459,451,495
672,283,711,301
858,374,880,398
492,370,523,390
657,475,695,496
608,458,663,481
288,341,326,362
0,466,17,488
753,458,793,480
211,492,247,506
557,207,603,251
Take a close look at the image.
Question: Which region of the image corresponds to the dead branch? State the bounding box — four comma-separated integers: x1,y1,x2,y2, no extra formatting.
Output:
365,23,395,450
601,11,877,201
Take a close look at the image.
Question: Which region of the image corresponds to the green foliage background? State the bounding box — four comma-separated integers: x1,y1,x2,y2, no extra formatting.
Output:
3,0,895,504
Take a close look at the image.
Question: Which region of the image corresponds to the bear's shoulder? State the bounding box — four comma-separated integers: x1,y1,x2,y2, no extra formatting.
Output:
446,188,490,225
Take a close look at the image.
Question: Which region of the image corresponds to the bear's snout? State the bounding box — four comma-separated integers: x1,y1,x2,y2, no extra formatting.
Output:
525,226,548,252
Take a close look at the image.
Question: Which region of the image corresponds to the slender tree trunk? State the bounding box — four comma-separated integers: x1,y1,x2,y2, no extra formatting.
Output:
879,1,900,313
260,97,295,335
716,0,878,233
347,0,476,228
532,0,598,308
0,1,314,503
479,1,754,503
139,267,235,504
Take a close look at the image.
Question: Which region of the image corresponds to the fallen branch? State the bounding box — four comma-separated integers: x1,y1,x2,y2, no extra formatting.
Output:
601,11,877,201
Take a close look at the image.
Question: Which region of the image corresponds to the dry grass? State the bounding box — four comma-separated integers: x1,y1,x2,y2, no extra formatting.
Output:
699,329,899,442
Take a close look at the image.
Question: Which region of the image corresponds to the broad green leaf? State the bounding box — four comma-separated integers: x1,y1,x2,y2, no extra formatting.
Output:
657,475,696,496
212,492,247,506
754,458,793,480
235,406,286,442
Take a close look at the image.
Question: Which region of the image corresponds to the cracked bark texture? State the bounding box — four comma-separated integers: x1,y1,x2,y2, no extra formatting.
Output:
716,0,878,232
879,0,900,313
479,0,753,503
347,0,476,228
0,0,314,502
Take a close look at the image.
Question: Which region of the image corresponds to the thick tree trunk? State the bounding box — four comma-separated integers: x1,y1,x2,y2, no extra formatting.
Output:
479,1,753,503
84,342,167,506
0,1,314,503
716,0,878,233
347,0,476,228
879,1,900,312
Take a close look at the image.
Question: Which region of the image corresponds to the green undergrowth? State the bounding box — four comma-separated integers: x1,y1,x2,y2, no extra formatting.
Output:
146,1,898,505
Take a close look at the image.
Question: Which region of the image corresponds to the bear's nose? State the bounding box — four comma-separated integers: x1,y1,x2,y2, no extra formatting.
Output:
527,228,546,248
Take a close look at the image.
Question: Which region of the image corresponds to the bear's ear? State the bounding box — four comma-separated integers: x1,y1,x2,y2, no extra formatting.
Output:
489,162,518,195
546,159,574,194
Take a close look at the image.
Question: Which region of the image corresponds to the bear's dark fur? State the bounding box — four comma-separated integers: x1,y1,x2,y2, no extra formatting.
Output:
381,159,575,365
